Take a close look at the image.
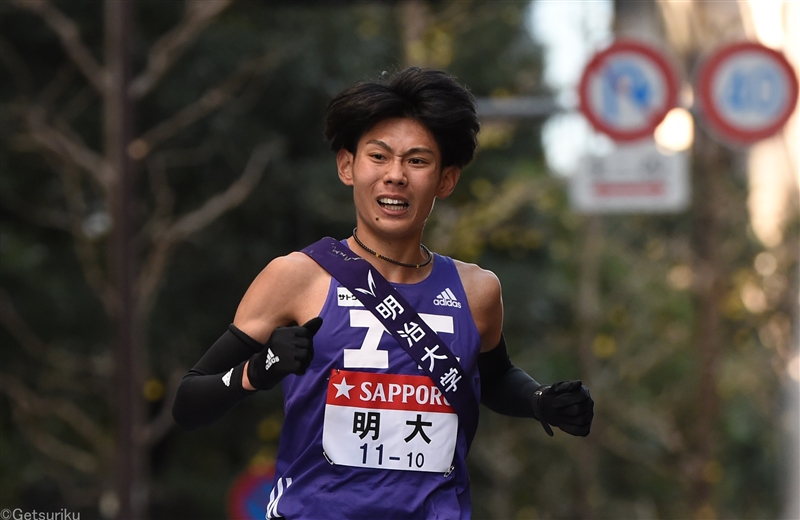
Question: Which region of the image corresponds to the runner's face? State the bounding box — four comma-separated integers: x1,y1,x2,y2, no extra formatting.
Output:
337,117,459,238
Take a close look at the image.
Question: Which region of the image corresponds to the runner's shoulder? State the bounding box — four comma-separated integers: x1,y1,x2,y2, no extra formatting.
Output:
256,251,329,292
235,250,330,336
452,259,502,305
452,259,502,349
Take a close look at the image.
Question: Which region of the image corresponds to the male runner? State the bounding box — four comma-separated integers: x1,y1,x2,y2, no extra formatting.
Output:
173,67,594,519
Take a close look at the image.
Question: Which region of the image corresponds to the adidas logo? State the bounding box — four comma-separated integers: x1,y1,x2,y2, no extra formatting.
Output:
264,348,280,371
222,368,233,387
433,288,462,308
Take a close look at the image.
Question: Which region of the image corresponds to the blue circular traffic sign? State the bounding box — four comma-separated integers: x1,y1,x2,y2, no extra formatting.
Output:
227,464,274,520
696,41,798,145
579,40,680,142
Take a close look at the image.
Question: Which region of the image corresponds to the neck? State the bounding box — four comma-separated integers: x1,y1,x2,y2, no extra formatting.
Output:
348,227,432,283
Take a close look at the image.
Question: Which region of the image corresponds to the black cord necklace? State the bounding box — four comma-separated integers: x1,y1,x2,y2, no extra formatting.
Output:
352,227,433,269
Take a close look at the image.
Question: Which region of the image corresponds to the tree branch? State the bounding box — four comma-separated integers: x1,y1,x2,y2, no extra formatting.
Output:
135,141,279,316
0,36,35,95
169,141,278,240
0,191,72,231
18,103,111,190
1,374,113,470
51,159,116,314
131,47,290,156
0,289,111,382
38,462,102,510
37,62,77,111
22,422,99,474
141,369,184,448
129,0,233,99
4,106,116,311
0,289,49,359
9,0,106,94
57,85,96,124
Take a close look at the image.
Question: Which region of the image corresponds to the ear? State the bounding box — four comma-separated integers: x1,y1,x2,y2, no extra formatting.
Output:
436,165,461,198
337,148,355,186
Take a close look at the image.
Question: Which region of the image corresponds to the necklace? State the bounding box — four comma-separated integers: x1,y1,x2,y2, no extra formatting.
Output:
352,227,433,269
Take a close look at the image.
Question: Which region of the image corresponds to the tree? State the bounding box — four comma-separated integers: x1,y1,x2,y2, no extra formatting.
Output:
1,1,282,516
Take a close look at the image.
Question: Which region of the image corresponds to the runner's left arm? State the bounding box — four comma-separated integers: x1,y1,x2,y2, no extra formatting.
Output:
478,336,594,436
462,262,594,437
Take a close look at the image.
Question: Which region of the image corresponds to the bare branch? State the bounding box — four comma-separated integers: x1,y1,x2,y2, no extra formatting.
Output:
141,369,184,448
135,237,177,326
9,0,106,94
129,0,233,99
0,192,72,231
58,85,96,123
135,141,279,315
144,151,178,224
0,289,50,359
0,289,112,382
18,103,111,190
598,424,670,477
23,423,99,474
51,159,116,314
0,36,35,95
38,462,102,510
136,141,217,258
1,110,116,310
132,48,290,155
1,374,113,469
169,141,278,240
37,62,77,110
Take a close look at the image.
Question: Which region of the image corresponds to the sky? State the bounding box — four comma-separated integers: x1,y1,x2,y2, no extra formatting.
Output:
526,0,615,175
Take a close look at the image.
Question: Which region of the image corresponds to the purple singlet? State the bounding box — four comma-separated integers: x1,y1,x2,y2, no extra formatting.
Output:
266,253,482,519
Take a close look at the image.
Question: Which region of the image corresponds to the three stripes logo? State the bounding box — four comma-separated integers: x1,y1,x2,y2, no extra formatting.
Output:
433,288,462,308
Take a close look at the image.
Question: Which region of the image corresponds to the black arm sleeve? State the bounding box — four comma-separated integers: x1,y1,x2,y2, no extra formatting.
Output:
478,335,543,418
172,325,262,430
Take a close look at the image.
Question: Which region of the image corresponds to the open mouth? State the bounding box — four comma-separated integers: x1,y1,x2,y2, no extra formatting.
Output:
377,197,409,211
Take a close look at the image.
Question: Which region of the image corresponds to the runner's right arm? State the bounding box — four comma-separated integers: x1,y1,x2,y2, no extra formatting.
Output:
172,319,321,430
171,325,260,430
172,254,324,430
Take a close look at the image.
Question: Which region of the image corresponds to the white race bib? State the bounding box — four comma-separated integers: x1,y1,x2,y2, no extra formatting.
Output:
322,370,458,473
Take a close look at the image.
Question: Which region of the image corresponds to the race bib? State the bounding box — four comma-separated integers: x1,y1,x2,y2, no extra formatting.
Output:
322,370,458,473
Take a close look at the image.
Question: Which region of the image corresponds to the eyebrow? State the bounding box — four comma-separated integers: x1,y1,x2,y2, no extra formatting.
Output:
365,139,435,156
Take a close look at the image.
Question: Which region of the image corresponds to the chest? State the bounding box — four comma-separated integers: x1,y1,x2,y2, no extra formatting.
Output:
314,278,480,376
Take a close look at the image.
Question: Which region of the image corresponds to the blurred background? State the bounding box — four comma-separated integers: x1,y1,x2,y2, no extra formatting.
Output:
1,1,797,519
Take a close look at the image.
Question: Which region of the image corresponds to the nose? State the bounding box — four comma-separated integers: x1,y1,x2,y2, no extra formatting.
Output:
384,156,406,185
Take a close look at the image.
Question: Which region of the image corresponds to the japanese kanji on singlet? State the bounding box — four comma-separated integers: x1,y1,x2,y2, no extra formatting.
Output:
266,249,481,519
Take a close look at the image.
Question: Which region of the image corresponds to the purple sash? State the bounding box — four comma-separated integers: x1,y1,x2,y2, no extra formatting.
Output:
302,237,479,449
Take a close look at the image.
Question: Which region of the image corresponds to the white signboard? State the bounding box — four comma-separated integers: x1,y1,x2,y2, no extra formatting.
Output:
570,141,689,213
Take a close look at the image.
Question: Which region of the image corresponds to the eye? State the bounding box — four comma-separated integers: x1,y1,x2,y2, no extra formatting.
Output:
408,157,427,165
370,153,386,161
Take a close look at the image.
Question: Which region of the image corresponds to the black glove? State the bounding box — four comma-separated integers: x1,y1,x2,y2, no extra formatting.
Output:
532,380,594,437
246,317,323,390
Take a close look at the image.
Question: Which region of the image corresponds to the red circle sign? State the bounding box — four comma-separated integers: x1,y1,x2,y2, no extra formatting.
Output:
696,41,798,146
227,464,275,520
579,40,680,142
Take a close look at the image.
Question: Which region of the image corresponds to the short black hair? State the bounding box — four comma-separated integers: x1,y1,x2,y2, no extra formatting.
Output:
324,67,480,169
